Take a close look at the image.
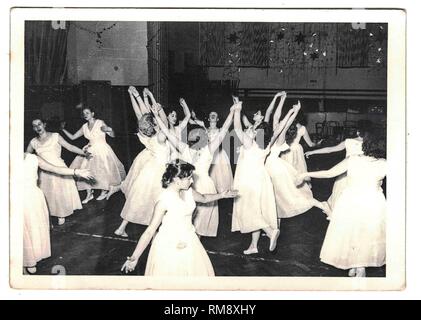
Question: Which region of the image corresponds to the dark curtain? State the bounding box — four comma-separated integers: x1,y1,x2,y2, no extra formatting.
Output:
25,21,69,85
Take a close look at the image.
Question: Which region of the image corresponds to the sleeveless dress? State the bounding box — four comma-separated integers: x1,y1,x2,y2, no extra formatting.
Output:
120,134,170,225
208,129,234,193
266,142,314,218
183,146,219,237
327,138,363,211
70,119,126,191
320,156,386,269
30,133,82,218
23,154,51,267
280,125,309,175
145,188,215,276
232,141,278,233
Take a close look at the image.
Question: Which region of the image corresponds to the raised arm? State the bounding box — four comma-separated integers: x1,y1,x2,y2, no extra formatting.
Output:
144,87,158,106
242,114,252,129
269,102,301,149
208,108,234,154
177,98,192,131
61,122,84,141
192,189,238,203
233,103,245,144
189,110,206,128
150,104,187,154
264,92,283,123
121,200,167,273
143,88,168,128
128,86,149,119
57,135,87,156
272,91,287,130
301,126,317,147
305,141,346,158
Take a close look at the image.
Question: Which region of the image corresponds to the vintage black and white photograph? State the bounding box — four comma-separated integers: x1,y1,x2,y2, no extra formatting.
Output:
9,8,406,290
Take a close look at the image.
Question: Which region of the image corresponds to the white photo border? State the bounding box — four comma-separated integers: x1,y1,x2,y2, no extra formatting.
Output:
9,7,406,290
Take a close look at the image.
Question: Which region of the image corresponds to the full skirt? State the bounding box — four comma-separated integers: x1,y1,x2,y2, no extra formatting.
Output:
145,230,215,276
320,187,386,269
71,142,126,191
39,167,82,218
120,159,166,225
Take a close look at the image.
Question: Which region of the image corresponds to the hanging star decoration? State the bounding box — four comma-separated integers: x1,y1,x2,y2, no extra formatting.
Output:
71,22,118,48
228,32,240,43
277,31,285,40
295,32,306,44
310,52,319,60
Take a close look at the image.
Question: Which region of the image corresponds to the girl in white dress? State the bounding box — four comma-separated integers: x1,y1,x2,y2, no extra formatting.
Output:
296,132,386,277
265,102,331,219
121,160,238,276
305,124,371,213
150,103,235,238
61,107,126,203
166,97,191,161
281,111,321,182
231,102,280,255
240,91,287,137
113,109,171,238
26,118,88,225
188,109,234,193
106,86,170,200
24,153,93,274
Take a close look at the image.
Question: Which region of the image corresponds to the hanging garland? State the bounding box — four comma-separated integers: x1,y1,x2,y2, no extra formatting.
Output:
69,22,118,48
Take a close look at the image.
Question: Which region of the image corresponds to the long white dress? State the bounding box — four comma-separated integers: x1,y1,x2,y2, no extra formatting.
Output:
70,119,126,191
30,133,82,218
208,129,234,193
280,125,309,175
327,138,363,210
183,146,219,237
320,156,386,269
232,141,278,233
145,188,215,276
120,134,170,225
23,154,51,268
266,142,314,218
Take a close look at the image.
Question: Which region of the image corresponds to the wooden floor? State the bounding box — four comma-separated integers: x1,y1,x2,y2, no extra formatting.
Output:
35,154,386,277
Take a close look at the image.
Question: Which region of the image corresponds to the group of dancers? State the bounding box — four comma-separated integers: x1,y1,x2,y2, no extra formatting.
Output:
24,87,387,278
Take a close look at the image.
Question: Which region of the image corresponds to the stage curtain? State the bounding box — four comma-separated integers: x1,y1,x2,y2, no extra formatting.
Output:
25,21,69,85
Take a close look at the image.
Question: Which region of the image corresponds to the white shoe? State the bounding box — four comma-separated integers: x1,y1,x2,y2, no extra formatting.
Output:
355,267,366,277
243,248,258,255
106,185,120,200
26,266,37,274
82,193,94,204
96,192,108,201
269,229,280,251
114,229,128,238
348,268,357,277
58,218,65,225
